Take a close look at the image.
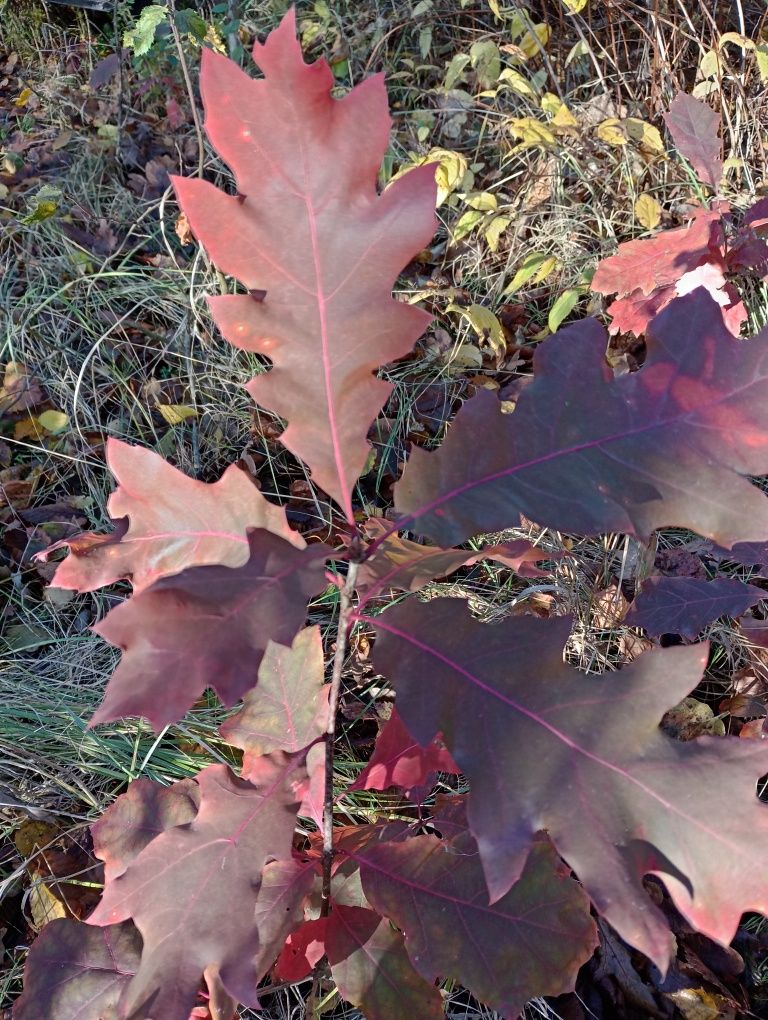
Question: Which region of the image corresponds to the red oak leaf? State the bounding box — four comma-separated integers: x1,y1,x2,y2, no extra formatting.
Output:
39,439,303,594
274,916,327,981
663,92,722,189
220,626,326,758
350,806,597,1016
323,904,443,1019
627,575,765,639
349,707,459,797
91,529,329,729
277,905,443,1019
219,626,329,825
91,777,200,881
356,517,550,601
369,600,768,970
88,759,314,1020
394,290,768,548
172,9,436,521
592,210,721,298
14,919,141,1020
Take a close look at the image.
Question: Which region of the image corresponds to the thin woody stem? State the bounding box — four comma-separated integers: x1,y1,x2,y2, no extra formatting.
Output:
320,558,359,917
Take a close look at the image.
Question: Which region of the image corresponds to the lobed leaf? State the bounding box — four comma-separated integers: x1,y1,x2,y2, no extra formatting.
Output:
220,626,327,758
14,918,141,1020
357,518,549,601
88,759,314,1020
172,9,436,521
92,776,200,881
90,529,329,730
40,439,303,594
591,210,721,299
348,707,459,797
277,903,443,1018
394,290,768,548
369,600,768,969
627,575,765,639
352,805,597,1015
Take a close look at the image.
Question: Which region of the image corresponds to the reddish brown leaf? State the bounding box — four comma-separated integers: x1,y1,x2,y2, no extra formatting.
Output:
627,575,764,639
605,285,676,337
323,904,444,1019
88,759,313,1020
357,517,550,600
220,626,326,758
274,915,326,981
219,625,328,824
277,904,442,1018
369,599,768,970
15,918,141,1020
351,807,597,1015
395,291,768,548
91,777,200,882
592,210,721,298
664,92,722,189
349,707,459,796
40,439,303,594
91,529,328,729
172,10,436,521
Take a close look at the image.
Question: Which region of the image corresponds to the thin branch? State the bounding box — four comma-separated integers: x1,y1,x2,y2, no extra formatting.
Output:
320,557,360,917
166,0,205,179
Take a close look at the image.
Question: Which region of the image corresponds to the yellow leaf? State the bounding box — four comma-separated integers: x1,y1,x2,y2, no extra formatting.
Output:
507,117,556,150
498,68,537,97
532,255,560,283
595,118,627,146
448,303,505,354
561,0,588,10
625,118,665,156
488,0,501,18
719,31,754,51
692,79,720,99
446,342,483,372
14,87,32,107
540,92,561,116
464,191,498,211
698,48,721,79
484,214,511,252
504,252,557,294
757,45,768,85
520,23,550,58
158,404,198,426
29,881,68,931
452,209,486,242
548,288,582,333
388,148,468,208
552,103,579,130
37,410,69,435
541,93,578,130
565,39,591,66
634,193,661,230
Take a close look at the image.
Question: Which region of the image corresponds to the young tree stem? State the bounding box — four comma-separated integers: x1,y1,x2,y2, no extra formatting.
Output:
320,559,359,917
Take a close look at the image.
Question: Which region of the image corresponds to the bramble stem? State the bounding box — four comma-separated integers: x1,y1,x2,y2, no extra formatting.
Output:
320,559,359,917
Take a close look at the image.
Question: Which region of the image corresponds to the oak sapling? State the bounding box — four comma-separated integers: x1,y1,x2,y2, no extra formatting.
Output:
17,11,768,1020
